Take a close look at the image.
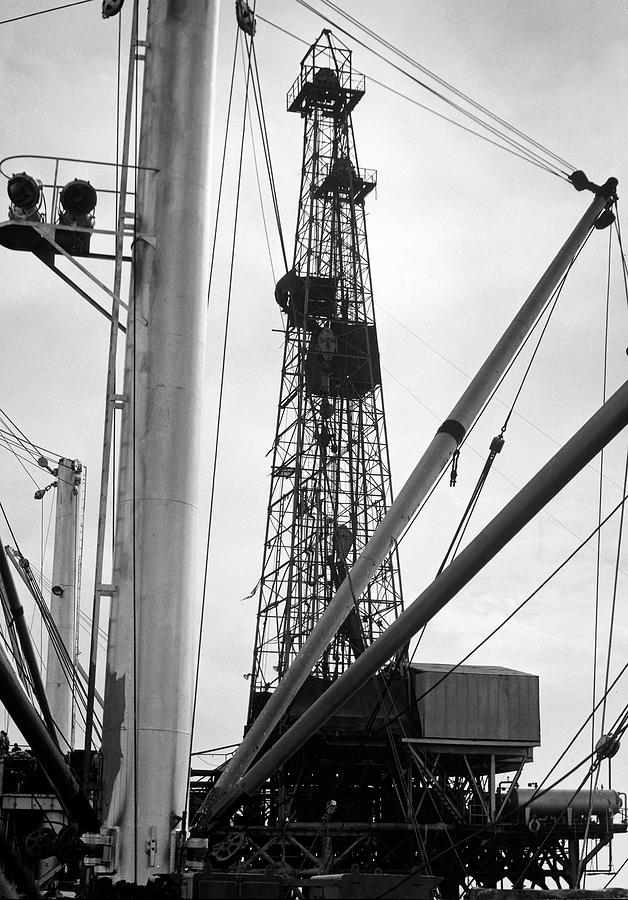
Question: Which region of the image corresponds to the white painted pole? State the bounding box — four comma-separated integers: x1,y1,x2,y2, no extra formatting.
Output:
101,0,219,883
196,181,617,828
45,458,81,747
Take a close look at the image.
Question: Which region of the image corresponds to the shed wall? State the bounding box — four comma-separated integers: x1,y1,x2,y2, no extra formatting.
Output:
413,665,540,744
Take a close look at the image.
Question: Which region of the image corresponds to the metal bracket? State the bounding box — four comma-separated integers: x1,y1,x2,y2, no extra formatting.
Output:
96,584,117,596
49,263,127,334
34,222,149,326
31,223,131,312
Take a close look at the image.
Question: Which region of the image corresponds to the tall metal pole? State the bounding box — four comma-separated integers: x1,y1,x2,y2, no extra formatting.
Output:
101,0,219,884
46,457,81,747
198,180,617,820
204,375,628,825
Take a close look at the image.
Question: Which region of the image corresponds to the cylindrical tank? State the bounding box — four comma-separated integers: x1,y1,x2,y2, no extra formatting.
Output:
512,788,622,819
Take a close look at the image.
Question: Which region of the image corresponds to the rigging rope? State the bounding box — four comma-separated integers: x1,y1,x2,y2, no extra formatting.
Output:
317,0,576,172
0,410,77,495
188,21,256,809
388,357,628,586
605,854,628,888
0,410,75,487
590,224,613,810
293,0,572,180
372,489,628,750
249,41,289,273
380,299,628,481
17,556,99,726
0,443,42,489
438,430,505,573
0,0,95,26
613,206,628,312
245,91,278,285
417,264,568,611
0,410,43,465
256,12,568,180
207,33,241,306
394,227,594,575
242,37,290,286
583,216,628,879
599,385,628,735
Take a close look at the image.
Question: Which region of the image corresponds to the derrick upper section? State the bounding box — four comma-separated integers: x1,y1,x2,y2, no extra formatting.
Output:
286,32,376,206
287,29,365,120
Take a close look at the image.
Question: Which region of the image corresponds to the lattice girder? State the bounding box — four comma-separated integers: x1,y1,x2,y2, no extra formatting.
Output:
250,30,402,703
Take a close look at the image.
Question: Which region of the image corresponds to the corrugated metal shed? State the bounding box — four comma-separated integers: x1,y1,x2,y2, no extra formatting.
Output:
411,663,540,745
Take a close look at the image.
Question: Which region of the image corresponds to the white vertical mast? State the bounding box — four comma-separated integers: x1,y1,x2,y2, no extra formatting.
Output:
46,457,81,747
101,0,219,883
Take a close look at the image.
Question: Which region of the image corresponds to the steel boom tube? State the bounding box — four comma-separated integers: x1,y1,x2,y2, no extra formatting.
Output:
232,374,628,811
0,626,98,831
0,541,58,742
196,179,617,826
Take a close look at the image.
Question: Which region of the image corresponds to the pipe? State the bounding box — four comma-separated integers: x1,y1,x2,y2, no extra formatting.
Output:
195,178,618,826
204,374,628,825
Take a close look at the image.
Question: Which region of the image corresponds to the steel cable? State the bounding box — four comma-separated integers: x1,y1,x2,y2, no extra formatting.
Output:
188,19,256,819
293,0,570,180
318,0,576,172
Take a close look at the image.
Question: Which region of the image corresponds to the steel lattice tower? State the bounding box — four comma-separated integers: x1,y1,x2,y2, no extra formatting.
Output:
249,31,402,710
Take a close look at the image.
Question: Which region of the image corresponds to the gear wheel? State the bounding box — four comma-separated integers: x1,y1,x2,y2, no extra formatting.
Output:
210,832,247,862
24,827,56,859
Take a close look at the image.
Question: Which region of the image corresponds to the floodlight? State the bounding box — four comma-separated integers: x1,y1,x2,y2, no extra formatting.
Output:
7,173,42,219
59,179,97,218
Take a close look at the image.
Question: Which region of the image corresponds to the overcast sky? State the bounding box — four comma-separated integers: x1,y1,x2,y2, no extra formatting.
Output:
1,0,628,883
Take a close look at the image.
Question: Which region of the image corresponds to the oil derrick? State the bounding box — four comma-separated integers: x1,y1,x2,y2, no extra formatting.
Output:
195,32,627,894
249,31,403,710
211,29,411,883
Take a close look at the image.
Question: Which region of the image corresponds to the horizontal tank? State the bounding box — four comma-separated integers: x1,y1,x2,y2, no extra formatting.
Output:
512,788,622,823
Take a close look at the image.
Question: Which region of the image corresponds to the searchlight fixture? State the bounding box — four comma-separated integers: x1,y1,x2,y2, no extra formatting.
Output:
2,172,99,258
7,172,42,221
59,179,97,225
